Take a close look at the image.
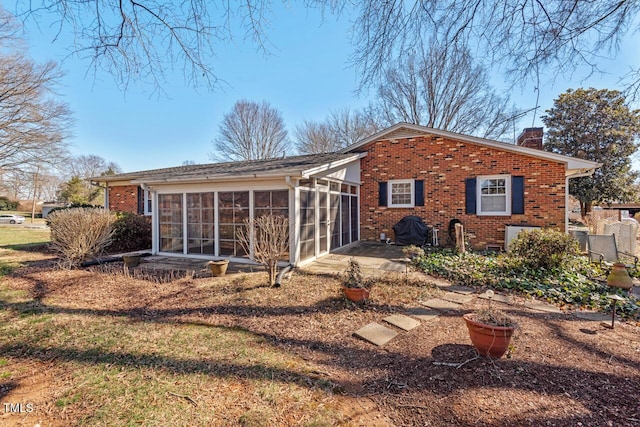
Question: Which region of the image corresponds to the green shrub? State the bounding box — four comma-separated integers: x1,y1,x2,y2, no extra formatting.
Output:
508,228,580,269
0,196,18,211
107,212,152,253
48,207,116,268
415,249,638,317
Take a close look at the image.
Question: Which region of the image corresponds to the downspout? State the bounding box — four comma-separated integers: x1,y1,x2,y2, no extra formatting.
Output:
285,176,298,266
274,264,294,288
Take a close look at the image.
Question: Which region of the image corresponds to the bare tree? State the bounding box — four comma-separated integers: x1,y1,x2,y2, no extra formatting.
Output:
13,1,287,91
296,108,380,154
70,155,122,180
212,100,290,161
295,121,336,154
349,1,640,92
11,2,640,95
237,214,290,287
0,9,72,173
327,108,380,147
376,42,514,140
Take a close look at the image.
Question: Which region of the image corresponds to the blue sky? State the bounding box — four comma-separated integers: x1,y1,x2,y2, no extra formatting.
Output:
16,3,640,173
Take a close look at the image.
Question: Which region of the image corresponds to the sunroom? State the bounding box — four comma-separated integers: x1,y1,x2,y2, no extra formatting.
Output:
128,153,365,266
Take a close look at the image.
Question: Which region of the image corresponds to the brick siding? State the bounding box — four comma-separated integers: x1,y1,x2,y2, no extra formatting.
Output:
108,185,141,214
355,135,566,250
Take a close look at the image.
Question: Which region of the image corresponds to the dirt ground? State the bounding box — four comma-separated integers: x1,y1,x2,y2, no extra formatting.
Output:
1,250,640,426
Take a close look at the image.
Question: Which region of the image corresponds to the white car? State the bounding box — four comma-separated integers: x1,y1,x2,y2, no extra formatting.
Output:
0,214,25,224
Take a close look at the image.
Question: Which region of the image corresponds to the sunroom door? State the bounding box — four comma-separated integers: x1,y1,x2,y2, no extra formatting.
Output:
318,186,329,255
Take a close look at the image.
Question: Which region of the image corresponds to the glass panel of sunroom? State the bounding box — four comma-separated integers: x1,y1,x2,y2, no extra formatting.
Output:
187,192,215,255
158,194,183,253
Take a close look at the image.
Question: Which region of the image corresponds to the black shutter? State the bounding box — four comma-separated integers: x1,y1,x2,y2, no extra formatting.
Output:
137,186,144,214
414,180,424,206
465,178,477,214
379,182,388,206
511,176,525,214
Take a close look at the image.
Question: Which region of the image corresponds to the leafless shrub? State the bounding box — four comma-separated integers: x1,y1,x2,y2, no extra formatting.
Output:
48,207,116,268
91,263,195,283
237,214,290,286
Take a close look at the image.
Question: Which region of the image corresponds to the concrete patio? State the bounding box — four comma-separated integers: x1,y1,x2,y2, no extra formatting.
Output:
301,241,410,276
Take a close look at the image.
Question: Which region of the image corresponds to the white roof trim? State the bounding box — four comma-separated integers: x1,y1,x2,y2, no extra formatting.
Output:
342,123,601,175
301,152,366,178
131,153,366,185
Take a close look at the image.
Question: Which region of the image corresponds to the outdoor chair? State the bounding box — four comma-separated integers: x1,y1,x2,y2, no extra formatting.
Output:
587,234,638,273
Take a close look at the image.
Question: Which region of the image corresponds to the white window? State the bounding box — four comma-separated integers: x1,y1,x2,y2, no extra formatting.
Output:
388,180,414,208
477,175,511,215
144,190,153,216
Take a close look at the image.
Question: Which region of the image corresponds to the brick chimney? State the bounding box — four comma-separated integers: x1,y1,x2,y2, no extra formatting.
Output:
516,127,543,150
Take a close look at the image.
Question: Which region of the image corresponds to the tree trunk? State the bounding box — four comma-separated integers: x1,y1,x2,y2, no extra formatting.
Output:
580,200,592,218
268,261,277,286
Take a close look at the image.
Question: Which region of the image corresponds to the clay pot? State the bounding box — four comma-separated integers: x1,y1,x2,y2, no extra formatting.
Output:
607,262,633,290
208,260,229,277
342,287,370,302
462,313,515,359
122,255,141,267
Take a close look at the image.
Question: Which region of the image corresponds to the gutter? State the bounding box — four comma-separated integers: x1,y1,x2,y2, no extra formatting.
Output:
566,166,599,179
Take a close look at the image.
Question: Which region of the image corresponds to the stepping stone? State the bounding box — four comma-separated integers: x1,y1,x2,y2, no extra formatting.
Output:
440,292,474,305
447,285,476,295
353,323,398,346
575,311,610,322
478,291,513,304
419,298,461,311
406,307,440,322
383,314,421,331
524,301,563,314
428,277,454,288
379,260,406,272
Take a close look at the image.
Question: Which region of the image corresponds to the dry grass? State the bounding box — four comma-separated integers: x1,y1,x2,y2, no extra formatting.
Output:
1,249,640,426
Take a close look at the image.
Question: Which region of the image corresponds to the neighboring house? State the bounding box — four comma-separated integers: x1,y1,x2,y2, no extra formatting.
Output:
93,123,600,265
41,203,66,219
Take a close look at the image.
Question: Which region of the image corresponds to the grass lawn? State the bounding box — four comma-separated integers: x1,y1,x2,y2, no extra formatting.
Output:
1,249,639,426
0,225,50,250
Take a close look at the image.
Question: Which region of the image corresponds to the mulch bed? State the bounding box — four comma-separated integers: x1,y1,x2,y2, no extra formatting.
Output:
3,254,640,426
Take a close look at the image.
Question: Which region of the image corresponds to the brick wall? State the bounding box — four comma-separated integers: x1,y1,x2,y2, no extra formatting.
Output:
355,135,566,250
108,185,141,214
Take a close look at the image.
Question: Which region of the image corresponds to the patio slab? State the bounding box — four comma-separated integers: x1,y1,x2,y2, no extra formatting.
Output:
354,323,399,346
383,314,421,331
446,285,476,295
406,307,440,322
379,260,408,272
477,291,513,304
440,292,474,305
574,311,610,322
419,298,462,312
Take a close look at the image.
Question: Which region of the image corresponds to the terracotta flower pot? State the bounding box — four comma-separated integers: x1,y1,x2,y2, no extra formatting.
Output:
208,260,229,277
343,287,370,302
462,313,515,359
122,255,141,267
607,262,633,290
